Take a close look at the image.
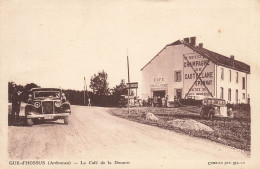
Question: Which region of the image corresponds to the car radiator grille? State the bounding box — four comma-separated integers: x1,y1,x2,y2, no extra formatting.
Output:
42,101,54,114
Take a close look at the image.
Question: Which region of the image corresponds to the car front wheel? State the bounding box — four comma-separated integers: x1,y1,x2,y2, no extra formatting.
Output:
27,119,34,126
64,116,69,125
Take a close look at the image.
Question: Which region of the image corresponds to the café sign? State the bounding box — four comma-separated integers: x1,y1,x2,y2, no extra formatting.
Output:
150,77,168,88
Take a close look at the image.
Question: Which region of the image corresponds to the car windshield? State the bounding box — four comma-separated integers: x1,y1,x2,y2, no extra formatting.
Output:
34,91,60,99
205,99,225,106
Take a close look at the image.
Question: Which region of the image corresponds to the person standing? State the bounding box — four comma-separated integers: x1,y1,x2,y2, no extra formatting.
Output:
147,96,150,107
165,95,168,107
28,94,33,104
227,108,234,118
88,98,91,106
157,96,161,107
162,97,165,107
11,90,22,126
61,93,66,103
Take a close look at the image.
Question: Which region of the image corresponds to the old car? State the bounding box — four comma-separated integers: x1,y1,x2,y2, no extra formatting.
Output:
118,95,141,107
199,98,230,120
25,88,71,126
118,95,128,108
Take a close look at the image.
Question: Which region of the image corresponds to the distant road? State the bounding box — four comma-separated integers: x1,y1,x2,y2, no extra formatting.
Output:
8,105,248,165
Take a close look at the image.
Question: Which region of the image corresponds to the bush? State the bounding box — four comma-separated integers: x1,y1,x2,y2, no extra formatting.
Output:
226,103,250,111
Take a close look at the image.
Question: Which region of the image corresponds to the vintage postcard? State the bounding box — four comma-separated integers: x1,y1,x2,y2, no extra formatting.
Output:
1,0,260,168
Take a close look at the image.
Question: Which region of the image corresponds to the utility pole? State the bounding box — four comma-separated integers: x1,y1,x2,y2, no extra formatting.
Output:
127,49,130,114
84,77,86,105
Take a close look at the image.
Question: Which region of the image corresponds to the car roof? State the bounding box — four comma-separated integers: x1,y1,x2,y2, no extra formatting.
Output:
30,88,61,92
187,95,208,100
204,98,225,101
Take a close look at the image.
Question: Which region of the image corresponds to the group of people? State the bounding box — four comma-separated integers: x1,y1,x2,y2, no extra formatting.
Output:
143,95,169,107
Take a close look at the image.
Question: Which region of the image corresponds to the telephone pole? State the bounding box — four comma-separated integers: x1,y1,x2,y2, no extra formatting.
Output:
127,50,130,114
84,77,86,105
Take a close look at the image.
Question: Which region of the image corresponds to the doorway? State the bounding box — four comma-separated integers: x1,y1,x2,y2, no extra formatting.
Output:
153,90,166,98
176,89,182,99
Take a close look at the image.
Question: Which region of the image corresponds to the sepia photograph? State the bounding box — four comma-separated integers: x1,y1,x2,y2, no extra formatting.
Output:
0,0,260,168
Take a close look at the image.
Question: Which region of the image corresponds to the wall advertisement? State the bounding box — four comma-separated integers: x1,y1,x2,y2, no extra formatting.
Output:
183,53,215,98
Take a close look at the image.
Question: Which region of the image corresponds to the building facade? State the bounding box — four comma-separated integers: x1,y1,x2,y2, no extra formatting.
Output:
141,37,250,104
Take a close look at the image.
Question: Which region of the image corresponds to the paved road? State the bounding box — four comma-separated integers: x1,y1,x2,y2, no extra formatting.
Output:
8,106,248,167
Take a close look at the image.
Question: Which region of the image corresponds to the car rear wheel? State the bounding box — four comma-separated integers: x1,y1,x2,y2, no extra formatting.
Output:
27,119,34,126
64,116,69,125
209,110,214,120
199,108,204,117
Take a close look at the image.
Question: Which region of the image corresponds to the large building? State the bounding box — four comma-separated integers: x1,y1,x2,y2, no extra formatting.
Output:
141,37,250,104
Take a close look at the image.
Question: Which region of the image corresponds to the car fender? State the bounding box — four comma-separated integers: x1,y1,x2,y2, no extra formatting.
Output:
25,104,38,115
61,102,71,114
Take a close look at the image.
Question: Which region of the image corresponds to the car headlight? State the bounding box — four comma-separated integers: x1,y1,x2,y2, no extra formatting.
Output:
55,101,61,107
34,102,41,108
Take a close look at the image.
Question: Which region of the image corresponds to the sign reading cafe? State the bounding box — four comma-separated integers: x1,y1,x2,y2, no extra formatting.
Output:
183,53,215,97
150,77,168,88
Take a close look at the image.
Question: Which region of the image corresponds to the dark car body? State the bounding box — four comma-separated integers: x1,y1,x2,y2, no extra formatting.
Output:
118,96,128,108
118,95,139,107
199,98,228,120
25,88,71,126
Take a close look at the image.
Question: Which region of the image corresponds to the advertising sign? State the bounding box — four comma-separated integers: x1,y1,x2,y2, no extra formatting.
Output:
126,82,138,89
183,53,215,98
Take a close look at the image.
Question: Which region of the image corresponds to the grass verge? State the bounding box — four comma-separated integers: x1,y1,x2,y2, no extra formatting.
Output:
109,106,250,154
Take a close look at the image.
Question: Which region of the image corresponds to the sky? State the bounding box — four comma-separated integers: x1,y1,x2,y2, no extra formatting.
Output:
0,0,260,93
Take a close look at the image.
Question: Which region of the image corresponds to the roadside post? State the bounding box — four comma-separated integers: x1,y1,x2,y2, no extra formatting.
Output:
84,77,86,105
127,55,130,114
127,53,139,114
127,82,138,113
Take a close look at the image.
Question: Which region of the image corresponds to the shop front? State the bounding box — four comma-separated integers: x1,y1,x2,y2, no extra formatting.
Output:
150,78,168,99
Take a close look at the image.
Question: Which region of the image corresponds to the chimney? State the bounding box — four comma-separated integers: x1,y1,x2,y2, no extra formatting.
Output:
183,37,190,43
230,55,235,67
199,43,203,48
190,37,196,46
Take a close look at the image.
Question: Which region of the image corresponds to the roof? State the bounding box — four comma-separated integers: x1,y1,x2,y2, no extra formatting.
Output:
141,40,250,73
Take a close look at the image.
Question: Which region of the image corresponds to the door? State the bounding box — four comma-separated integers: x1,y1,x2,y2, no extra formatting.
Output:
153,90,166,98
176,89,182,99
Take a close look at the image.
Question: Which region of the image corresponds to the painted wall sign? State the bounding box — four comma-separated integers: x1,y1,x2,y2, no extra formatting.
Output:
150,77,168,88
150,84,168,88
183,53,215,97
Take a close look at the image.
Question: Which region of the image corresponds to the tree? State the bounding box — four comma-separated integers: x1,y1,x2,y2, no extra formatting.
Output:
112,79,127,96
8,82,16,95
89,70,110,95
23,83,40,102
24,83,40,91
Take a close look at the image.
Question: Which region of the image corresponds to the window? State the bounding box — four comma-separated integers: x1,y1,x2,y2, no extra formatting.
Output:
243,93,245,99
236,72,238,83
220,87,224,99
229,70,231,82
242,77,245,89
228,88,231,102
236,89,238,103
221,68,224,80
175,71,182,82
